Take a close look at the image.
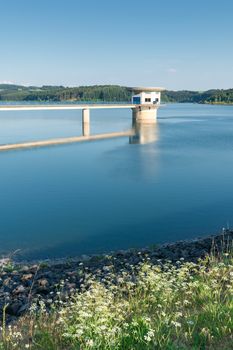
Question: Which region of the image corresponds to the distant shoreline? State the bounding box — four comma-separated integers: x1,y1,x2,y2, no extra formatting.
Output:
1,84,233,105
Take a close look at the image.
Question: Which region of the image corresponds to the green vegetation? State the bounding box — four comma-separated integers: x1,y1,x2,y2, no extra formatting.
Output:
164,89,233,104
0,85,131,102
1,84,233,104
0,248,232,349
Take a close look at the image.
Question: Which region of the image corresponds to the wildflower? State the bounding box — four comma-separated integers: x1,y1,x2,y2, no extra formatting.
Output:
75,329,84,337
171,321,181,327
144,316,151,322
86,339,94,347
144,329,155,342
200,327,211,337
187,320,194,325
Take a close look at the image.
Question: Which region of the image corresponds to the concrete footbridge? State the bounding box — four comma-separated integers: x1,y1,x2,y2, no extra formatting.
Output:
0,104,135,111
0,87,164,151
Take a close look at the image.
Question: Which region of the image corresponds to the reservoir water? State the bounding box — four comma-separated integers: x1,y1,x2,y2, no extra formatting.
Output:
0,103,233,260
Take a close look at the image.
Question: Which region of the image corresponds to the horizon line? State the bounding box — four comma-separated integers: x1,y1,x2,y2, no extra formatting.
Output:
0,83,233,92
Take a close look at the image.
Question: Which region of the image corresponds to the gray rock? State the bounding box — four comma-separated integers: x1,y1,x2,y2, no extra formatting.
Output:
20,266,30,272
13,285,26,294
21,274,33,282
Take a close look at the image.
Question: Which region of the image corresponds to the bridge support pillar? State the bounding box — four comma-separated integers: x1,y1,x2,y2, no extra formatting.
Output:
82,108,90,136
132,105,158,124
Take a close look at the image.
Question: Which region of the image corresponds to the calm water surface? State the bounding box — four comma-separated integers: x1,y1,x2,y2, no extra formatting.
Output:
0,103,233,259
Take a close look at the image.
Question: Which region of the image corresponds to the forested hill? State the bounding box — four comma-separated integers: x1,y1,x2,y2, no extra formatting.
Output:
0,85,131,102
163,89,233,104
0,84,233,104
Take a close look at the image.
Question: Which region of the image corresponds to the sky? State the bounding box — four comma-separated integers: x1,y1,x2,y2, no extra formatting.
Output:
0,0,233,90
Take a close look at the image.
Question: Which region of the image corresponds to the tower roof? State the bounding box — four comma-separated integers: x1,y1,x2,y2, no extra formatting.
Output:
130,87,165,93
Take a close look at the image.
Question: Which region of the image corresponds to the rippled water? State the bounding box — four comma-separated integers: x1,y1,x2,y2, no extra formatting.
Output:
0,103,233,259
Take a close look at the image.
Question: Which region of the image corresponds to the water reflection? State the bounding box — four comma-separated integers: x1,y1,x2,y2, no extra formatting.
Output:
3,104,233,259
129,120,159,145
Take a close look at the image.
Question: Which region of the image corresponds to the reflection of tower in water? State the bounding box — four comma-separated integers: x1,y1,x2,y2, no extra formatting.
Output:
128,119,160,180
129,119,159,145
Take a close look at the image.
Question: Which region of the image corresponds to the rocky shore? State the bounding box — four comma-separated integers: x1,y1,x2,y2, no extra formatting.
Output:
0,230,232,323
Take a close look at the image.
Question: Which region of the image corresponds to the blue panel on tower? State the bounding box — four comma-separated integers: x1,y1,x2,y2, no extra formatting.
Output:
133,97,141,104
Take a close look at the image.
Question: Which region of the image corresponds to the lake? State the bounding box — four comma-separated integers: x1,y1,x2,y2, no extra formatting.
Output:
0,103,233,260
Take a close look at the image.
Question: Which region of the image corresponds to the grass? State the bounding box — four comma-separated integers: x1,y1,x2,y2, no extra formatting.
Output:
0,244,232,349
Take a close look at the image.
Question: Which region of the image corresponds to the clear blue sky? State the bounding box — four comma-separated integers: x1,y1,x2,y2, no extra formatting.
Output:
0,0,233,90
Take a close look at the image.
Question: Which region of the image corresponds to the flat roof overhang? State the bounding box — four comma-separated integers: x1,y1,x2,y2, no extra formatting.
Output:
130,87,165,93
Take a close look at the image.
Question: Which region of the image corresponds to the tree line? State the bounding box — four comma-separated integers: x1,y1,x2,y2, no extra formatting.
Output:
0,84,233,104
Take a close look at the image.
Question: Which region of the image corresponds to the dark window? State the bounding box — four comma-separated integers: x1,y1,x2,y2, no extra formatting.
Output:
145,98,151,102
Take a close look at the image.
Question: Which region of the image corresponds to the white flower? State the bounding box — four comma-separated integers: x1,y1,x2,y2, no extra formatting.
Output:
86,339,94,347
144,329,155,342
99,325,107,331
171,321,181,327
75,329,84,336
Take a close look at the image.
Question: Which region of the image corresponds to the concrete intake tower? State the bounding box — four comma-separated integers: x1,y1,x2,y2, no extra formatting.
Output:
131,87,165,123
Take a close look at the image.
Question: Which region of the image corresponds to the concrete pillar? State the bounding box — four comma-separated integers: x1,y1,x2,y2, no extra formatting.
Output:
132,105,158,124
82,109,90,136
